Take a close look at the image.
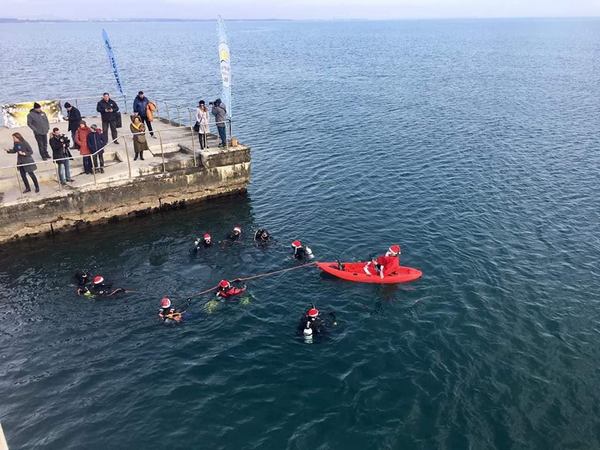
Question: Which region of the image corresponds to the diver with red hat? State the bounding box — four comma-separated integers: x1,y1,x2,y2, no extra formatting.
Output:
192,232,213,254
158,296,183,323
291,240,314,261
216,279,247,299
297,304,337,343
84,275,126,297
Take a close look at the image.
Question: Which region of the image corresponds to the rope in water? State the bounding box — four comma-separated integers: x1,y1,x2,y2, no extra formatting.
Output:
186,261,317,299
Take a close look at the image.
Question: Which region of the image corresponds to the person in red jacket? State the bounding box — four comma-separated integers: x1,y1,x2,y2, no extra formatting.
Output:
377,244,401,276
216,279,246,299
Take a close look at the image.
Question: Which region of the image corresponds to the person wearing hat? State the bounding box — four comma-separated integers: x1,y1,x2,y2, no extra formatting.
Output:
96,93,120,144
191,232,213,254
133,91,155,137
216,279,246,299
226,225,242,241
63,102,82,148
297,305,337,342
291,240,314,260
88,275,125,297
158,297,183,323
375,244,402,277
26,102,51,160
87,124,106,173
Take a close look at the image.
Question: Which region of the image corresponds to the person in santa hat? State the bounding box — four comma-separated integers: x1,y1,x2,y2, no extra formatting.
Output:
291,240,314,260
192,232,213,254
158,296,183,323
297,305,337,342
226,225,243,241
215,279,247,299
376,244,402,277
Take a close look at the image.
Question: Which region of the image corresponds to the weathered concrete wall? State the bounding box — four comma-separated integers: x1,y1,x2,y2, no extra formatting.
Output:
0,147,251,244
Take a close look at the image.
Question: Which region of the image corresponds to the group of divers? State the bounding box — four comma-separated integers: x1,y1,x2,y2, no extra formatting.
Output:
74,225,404,343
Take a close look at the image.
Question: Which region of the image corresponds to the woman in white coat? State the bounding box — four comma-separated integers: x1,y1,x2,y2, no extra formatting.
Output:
195,100,210,149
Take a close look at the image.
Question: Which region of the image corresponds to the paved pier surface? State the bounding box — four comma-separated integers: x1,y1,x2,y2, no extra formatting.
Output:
0,114,250,243
0,114,227,205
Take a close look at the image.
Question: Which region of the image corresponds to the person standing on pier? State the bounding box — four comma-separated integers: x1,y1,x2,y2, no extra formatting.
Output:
133,91,155,137
64,102,81,148
49,128,74,184
130,116,149,160
6,132,40,193
26,102,51,160
96,93,120,144
87,124,106,173
195,100,210,149
211,99,227,147
75,121,93,174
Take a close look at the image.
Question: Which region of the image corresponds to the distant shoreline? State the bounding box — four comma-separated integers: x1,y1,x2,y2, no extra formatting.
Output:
0,16,598,24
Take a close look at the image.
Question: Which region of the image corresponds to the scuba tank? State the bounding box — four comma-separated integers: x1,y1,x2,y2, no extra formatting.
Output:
305,246,314,259
303,321,313,343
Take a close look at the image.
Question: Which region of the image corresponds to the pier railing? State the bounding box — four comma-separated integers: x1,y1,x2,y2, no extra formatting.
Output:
0,117,234,203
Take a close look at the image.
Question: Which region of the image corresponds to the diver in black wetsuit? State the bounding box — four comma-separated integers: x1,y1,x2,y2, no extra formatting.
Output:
296,306,336,343
227,226,242,241
74,270,91,287
254,228,270,244
192,232,213,253
291,240,314,260
88,275,125,297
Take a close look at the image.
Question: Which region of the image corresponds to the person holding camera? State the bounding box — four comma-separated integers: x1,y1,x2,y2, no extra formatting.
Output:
210,99,227,147
49,128,74,184
96,92,120,144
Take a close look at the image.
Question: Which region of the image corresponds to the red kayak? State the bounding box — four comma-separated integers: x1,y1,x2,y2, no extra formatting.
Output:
316,261,422,284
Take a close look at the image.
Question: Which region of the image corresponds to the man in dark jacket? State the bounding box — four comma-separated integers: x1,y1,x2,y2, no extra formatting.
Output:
64,102,82,148
26,102,51,160
49,127,74,184
133,91,154,137
211,99,227,147
87,124,106,173
96,93,119,144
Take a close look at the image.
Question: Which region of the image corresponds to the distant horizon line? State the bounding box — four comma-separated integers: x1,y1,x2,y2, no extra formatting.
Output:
1,16,599,23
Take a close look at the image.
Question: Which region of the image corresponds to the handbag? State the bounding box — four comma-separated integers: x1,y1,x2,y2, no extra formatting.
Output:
115,112,123,129
193,121,200,132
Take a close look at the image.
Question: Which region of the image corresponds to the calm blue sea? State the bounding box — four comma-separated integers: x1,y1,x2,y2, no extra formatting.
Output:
0,18,599,449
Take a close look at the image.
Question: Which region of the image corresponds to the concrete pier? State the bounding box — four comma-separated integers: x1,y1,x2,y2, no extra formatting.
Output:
0,113,250,244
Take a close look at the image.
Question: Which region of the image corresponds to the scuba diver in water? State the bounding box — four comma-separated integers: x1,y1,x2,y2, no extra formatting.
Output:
296,305,337,343
226,226,242,242
86,275,126,297
216,279,247,299
254,228,271,244
192,232,213,253
158,297,183,323
291,240,314,261
74,270,92,287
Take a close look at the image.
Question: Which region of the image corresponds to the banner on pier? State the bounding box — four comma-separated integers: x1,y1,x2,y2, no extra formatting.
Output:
102,29,125,96
1,100,63,129
217,16,232,118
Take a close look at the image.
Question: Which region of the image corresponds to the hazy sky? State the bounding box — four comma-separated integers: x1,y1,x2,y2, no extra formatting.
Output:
5,0,600,20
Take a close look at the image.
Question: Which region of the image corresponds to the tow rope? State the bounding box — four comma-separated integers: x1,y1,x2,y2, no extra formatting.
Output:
187,261,317,299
